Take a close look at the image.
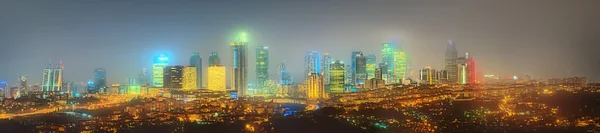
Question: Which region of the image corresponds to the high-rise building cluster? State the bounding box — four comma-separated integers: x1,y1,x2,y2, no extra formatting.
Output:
42,61,64,92
419,41,478,85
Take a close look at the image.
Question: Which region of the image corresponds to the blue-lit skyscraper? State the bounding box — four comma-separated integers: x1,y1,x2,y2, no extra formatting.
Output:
153,53,169,87
231,32,248,96
381,43,395,84
209,52,220,66
304,51,320,79
278,61,293,85
190,52,202,89
94,68,107,93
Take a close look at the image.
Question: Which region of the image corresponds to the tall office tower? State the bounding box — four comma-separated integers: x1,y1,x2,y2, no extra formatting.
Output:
394,50,407,83
458,63,468,85
86,81,95,94
163,66,196,91
321,53,332,84
304,51,321,79
306,73,325,100
330,60,345,94
437,70,449,82
209,52,221,66
93,68,107,93
366,55,376,80
457,53,467,84
42,61,64,92
466,53,477,84
53,62,64,91
354,53,367,86
344,65,353,85
42,65,54,92
153,53,169,87
256,46,269,88
0,81,6,98
182,66,197,91
278,61,293,85
190,52,202,89
375,68,383,80
138,68,148,86
445,40,458,83
18,76,27,96
419,67,438,85
231,32,248,96
378,63,388,82
381,43,395,83
350,51,362,85
406,57,413,80
127,78,137,86
163,66,183,89
208,65,226,91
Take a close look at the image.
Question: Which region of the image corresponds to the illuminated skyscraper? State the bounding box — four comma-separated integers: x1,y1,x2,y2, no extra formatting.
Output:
0,81,7,98
457,54,468,84
19,76,27,96
394,50,407,83
366,55,376,80
163,66,183,89
321,53,332,84
330,60,345,94
419,67,437,85
182,66,197,91
466,53,477,84
256,46,269,88
94,68,107,93
209,52,220,66
304,51,321,78
138,68,148,86
190,52,202,89
437,70,449,82
379,63,388,82
445,40,458,83
458,63,467,85
86,81,95,94
306,73,325,100
351,51,366,86
231,32,248,96
381,43,395,83
278,61,293,85
344,64,353,85
163,66,196,91
42,61,63,92
153,53,169,87
208,65,226,91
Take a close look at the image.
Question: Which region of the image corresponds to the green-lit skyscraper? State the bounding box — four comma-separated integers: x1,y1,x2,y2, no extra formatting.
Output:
381,43,395,83
394,45,407,83
366,55,376,80
190,52,202,89
153,53,168,87
231,32,248,96
256,46,269,89
330,60,345,94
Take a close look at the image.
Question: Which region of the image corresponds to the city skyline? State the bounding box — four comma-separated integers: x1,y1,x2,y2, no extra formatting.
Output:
1,0,599,85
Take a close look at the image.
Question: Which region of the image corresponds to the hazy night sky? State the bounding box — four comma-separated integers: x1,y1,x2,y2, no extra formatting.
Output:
0,0,598,85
